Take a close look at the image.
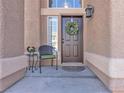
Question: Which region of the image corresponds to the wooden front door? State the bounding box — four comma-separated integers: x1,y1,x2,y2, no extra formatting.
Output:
62,16,83,63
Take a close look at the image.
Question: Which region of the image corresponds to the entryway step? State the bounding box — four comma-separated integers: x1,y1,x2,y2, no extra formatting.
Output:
62,63,85,66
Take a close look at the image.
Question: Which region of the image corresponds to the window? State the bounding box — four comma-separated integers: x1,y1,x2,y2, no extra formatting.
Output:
49,0,82,8
47,16,58,50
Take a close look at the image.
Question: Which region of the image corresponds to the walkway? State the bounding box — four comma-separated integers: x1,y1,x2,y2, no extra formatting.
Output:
5,67,111,93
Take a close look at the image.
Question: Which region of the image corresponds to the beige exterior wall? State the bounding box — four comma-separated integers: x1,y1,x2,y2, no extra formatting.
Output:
40,15,47,45
0,0,27,92
0,0,4,58
86,0,111,57
41,0,47,8
110,0,124,58
85,0,124,92
24,0,41,50
0,0,24,58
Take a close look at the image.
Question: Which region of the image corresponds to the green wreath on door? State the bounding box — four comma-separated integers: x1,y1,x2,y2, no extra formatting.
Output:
65,22,79,36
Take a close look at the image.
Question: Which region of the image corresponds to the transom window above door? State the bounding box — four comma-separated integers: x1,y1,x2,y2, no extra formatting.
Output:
49,0,82,8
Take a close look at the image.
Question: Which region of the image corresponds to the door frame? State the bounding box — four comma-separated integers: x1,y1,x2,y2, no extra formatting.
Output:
59,14,84,66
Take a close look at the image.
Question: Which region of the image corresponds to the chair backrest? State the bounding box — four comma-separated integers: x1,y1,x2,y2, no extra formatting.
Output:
38,45,54,55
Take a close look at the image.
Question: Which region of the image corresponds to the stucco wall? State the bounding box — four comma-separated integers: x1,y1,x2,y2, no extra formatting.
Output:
85,0,124,58
0,0,4,58
85,0,124,92
85,0,124,55
86,0,111,57
0,0,27,92
110,0,124,58
85,0,124,77
40,15,47,45
41,0,47,8
24,0,41,50
1,0,24,58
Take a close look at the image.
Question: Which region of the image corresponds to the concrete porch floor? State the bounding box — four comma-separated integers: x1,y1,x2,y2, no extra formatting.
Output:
4,67,111,93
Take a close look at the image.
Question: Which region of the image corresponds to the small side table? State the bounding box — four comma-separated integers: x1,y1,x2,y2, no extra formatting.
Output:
26,52,39,72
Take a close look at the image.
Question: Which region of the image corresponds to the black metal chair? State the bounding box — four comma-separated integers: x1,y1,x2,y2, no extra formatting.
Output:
38,45,58,73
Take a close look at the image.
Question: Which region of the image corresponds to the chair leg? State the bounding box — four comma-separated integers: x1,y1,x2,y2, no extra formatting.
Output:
56,58,58,70
39,58,42,73
32,55,35,73
35,55,38,70
28,55,31,70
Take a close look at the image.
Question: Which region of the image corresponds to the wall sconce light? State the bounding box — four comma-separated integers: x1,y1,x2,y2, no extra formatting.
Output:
85,5,94,18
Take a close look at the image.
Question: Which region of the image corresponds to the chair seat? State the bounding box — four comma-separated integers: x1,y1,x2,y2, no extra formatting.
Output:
41,55,55,59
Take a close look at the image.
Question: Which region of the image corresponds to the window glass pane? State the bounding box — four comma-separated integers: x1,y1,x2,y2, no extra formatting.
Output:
56,0,64,8
49,0,82,8
67,0,73,8
75,0,81,8
47,16,58,50
49,0,56,8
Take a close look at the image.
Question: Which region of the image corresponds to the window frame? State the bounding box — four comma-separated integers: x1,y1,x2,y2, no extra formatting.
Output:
47,16,58,50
